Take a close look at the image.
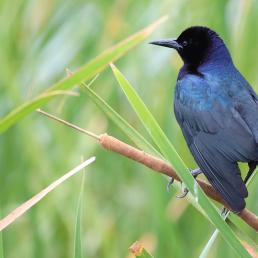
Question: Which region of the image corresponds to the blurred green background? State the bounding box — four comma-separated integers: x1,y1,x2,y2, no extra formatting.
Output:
0,0,257,257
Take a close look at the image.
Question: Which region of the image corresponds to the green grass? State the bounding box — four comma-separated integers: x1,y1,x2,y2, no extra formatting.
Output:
0,0,257,257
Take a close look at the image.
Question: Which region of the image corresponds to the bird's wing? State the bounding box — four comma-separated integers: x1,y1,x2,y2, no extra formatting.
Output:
233,75,258,144
174,76,251,211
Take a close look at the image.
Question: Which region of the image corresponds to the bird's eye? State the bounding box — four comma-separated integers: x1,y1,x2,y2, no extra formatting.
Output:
182,41,188,47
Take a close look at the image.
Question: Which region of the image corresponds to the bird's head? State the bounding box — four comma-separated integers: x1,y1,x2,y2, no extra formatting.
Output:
150,26,230,68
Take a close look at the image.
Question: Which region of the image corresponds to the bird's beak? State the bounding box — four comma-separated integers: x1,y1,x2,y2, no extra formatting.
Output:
149,39,182,50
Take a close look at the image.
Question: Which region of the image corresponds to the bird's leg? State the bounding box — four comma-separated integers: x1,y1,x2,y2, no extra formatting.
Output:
244,161,257,184
176,168,202,198
190,168,202,177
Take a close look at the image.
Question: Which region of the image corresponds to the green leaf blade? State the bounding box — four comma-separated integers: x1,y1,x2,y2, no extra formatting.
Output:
0,91,70,133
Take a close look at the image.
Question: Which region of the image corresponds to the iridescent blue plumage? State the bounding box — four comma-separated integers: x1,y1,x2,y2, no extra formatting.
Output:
151,26,258,212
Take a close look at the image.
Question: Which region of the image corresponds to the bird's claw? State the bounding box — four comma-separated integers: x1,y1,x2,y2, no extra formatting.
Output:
167,179,189,198
220,207,229,217
167,177,174,192
176,186,189,198
166,168,201,195
174,168,201,198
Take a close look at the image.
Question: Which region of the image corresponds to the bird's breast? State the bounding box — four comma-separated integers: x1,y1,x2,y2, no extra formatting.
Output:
174,74,235,134
175,74,230,111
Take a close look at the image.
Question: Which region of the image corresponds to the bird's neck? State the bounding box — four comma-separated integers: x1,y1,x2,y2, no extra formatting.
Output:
202,43,233,68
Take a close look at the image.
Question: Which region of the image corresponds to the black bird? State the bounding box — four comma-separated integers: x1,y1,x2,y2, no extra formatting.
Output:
150,26,258,212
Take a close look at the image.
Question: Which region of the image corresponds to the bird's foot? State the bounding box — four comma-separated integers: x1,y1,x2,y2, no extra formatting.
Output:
220,207,229,217
166,168,201,195
175,168,202,199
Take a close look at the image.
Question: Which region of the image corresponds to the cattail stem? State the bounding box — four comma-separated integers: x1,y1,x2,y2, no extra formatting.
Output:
38,109,258,231
37,109,100,140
